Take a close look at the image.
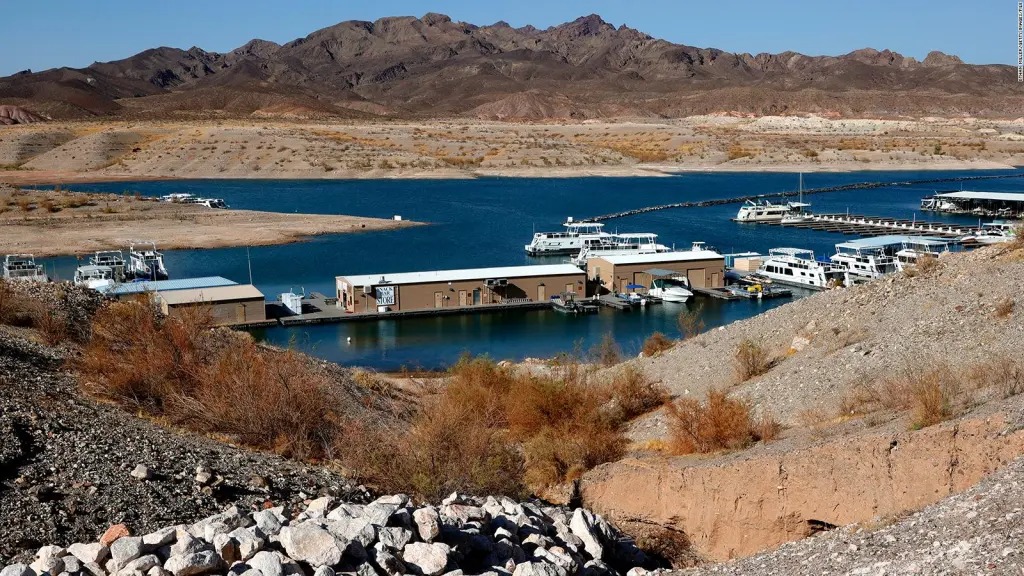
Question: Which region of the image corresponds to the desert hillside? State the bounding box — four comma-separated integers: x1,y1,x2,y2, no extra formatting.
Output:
1,14,1021,121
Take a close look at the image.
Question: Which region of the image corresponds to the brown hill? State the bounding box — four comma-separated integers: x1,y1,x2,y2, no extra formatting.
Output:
1,13,1020,121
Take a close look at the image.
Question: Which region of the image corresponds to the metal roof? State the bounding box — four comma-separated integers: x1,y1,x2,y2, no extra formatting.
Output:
157,284,264,305
339,264,584,287
836,235,916,249
593,250,723,265
642,268,686,277
101,276,238,296
934,191,1024,202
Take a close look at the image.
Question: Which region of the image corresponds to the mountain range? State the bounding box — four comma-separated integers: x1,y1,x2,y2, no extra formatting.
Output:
1,13,1021,121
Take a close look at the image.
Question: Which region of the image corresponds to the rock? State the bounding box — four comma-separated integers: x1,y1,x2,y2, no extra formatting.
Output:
163,551,222,576
143,528,178,549
568,510,605,560
252,511,283,537
371,550,407,576
169,533,208,558
313,567,336,576
246,552,283,576
0,564,34,576
363,502,402,527
440,505,486,525
279,524,344,567
306,497,335,518
119,555,161,575
212,534,240,564
147,568,172,576
412,508,441,543
110,538,145,571
130,465,154,481
625,569,651,576
202,522,231,544
82,562,106,576
59,556,81,574
30,556,63,576
102,525,132,547
355,563,377,576
377,528,412,552
228,528,264,562
194,466,213,486
327,504,364,522
401,542,450,576
511,562,562,576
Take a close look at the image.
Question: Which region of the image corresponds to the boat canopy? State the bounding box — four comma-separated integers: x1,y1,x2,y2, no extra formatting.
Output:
643,268,684,277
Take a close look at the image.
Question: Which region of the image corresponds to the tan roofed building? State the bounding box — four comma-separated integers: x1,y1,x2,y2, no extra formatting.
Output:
157,284,266,325
586,250,725,294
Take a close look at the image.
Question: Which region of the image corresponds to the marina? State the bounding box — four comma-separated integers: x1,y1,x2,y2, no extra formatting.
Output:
758,213,979,237
14,170,1024,370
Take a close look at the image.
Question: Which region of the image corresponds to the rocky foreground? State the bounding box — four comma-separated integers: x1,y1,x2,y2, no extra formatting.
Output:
0,492,649,576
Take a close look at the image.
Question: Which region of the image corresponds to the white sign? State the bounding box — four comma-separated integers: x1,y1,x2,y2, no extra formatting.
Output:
375,286,396,306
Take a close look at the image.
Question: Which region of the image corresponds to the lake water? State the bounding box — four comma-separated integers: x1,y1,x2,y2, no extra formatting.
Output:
42,169,1023,370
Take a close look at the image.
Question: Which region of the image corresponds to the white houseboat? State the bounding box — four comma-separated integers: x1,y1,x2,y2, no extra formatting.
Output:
895,237,952,272
830,241,898,280
756,248,847,290
570,233,671,266
960,220,1019,245
74,265,117,290
525,219,611,256
2,254,48,283
127,242,169,281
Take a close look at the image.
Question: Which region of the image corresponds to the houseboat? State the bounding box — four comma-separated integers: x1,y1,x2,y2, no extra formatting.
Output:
960,220,1019,245
127,242,169,281
2,254,48,283
570,233,672,266
73,265,117,291
756,248,847,290
525,219,611,256
830,243,898,280
895,237,953,272
89,251,126,281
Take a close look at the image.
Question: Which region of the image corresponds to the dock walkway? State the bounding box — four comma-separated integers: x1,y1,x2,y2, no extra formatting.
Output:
263,295,553,326
761,213,979,237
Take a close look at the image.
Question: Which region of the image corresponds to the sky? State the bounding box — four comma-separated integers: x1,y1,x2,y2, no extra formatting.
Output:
0,0,1016,76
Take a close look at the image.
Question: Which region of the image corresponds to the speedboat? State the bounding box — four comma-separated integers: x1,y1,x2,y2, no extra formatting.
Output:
647,276,693,303
570,233,671,266
525,218,610,256
127,242,169,281
757,248,847,290
960,220,1019,245
74,264,116,291
2,254,48,282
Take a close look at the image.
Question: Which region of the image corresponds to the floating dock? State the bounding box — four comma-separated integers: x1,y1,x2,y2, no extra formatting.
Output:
266,293,553,325
758,213,979,238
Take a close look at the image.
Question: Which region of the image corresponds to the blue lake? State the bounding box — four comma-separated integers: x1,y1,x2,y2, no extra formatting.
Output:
40,169,1023,370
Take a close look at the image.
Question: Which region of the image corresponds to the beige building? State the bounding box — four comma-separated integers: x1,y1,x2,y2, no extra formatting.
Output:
587,250,725,294
336,264,585,314
157,284,267,326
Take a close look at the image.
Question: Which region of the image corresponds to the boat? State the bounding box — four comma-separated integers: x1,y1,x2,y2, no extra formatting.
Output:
525,218,611,256
756,248,847,290
830,244,898,280
159,193,227,208
127,242,169,281
647,276,693,303
550,292,598,314
736,174,812,223
2,254,48,283
73,264,116,290
894,237,953,272
89,250,126,281
570,233,672,266
725,283,792,300
960,220,1019,245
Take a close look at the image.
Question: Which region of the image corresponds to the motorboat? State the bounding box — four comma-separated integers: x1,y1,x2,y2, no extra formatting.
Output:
830,245,897,280
89,250,126,282
2,254,48,282
525,218,610,256
960,220,1019,245
894,237,952,272
74,264,116,291
647,276,693,303
160,193,227,208
725,283,792,300
570,233,671,266
127,242,169,281
757,248,847,290
550,292,598,314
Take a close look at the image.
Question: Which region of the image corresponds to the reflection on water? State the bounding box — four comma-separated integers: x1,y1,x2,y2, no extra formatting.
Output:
51,169,1023,369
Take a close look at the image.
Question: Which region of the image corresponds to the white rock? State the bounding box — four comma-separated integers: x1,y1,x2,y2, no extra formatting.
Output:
377,528,413,552
511,562,563,576
163,551,222,576
279,524,344,567
305,497,335,518
252,511,283,537
110,538,145,572
569,510,605,560
228,528,264,562
0,564,34,576
313,567,336,576
401,543,450,576
213,534,240,564
119,555,160,575
30,556,62,576
130,465,154,480
143,527,178,549
372,550,407,576
412,508,441,543
147,567,172,576
246,552,283,576
68,543,109,565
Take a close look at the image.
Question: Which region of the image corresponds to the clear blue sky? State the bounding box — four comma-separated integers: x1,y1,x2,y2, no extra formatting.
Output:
0,0,1015,76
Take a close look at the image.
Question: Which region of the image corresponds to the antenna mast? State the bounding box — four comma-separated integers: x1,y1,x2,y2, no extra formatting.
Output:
1019,1,1023,82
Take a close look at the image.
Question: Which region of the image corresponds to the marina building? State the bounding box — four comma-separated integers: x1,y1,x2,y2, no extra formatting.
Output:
99,276,238,299
922,191,1024,216
336,264,585,314
157,284,267,326
587,250,725,294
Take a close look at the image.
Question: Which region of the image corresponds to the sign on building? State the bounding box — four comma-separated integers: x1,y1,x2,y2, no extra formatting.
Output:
375,285,396,306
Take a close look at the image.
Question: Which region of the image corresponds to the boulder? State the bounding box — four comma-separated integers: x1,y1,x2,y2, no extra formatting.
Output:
212,533,240,564
101,525,131,547
511,562,563,576
163,551,222,576
147,568,172,576
110,538,145,572
228,528,264,561
59,556,80,574
0,564,33,576
371,549,406,576
313,567,336,576
401,543,450,576
279,524,344,567
252,511,283,537
412,508,441,543
377,528,412,552
568,510,605,560
29,555,62,576
143,528,178,549
327,504,364,522
355,563,377,576
246,551,283,576
68,543,109,565
305,497,335,518
119,555,161,575
169,533,208,558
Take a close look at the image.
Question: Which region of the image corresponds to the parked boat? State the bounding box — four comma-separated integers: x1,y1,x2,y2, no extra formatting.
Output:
73,264,116,290
830,243,897,280
2,254,48,282
647,276,693,303
570,233,671,266
756,248,847,290
89,250,126,281
525,219,610,256
894,237,953,272
550,292,598,314
737,174,812,223
960,220,1019,245
159,193,227,208
127,242,169,281
725,283,792,300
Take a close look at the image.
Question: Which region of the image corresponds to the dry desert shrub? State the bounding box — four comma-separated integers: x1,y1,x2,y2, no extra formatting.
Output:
965,356,1024,399
632,526,700,569
641,332,674,357
994,297,1015,318
914,254,939,274
607,365,667,422
0,280,72,344
665,389,779,454
734,338,774,381
590,333,622,367
839,364,961,429
676,304,705,340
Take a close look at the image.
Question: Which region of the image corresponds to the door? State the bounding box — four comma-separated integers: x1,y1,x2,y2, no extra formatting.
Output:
565,283,575,295
235,304,246,323
473,289,482,305
687,269,706,289
537,284,546,301
458,290,468,306
620,278,628,293
434,291,443,308
711,272,721,287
